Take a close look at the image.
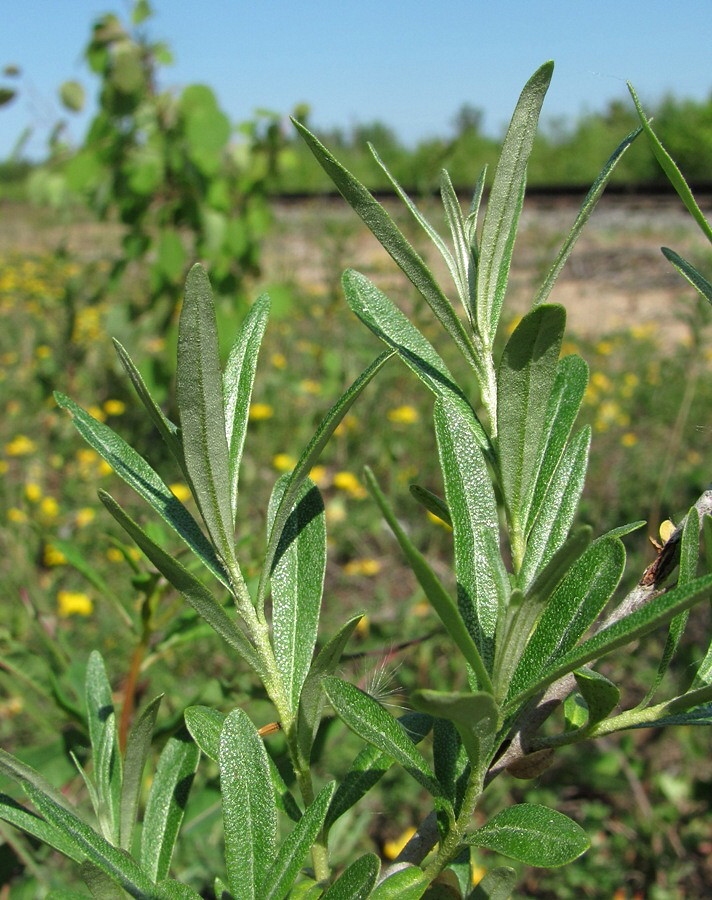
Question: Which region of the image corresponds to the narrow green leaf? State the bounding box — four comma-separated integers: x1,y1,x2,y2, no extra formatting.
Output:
320,853,380,900
80,860,128,898
220,709,277,899
112,338,184,473
477,61,554,343
323,676,443,799
293,119,480,371
467,804,589,867
467,866,518,900
371,866,429,899
0,749,77,817
508,535,626,705
411,690,499,769
511,574,712,709
434,395,509,670
98,492,264,678
140,727,199,883
364,467,493,693
260,782,335,900
184,706,302,823
464,165,488,250
433,719,464,806
532,126,642,308
0,792,85,863
85,652,121,846
524,354,588,539
298,615,363,764
628,83,712,243
258,350,392,610
409,483,452,528
325,712,432,829
223,293,270,516
155,879,202,899
574,668,621,728
497,304,566,562
54,392,229,589
176,263,236,568
661,247,712,304
342,270,493,460
518,426,591,591
441,168,471,303
269,476,325,713
23,782,157,896
120,695,162,851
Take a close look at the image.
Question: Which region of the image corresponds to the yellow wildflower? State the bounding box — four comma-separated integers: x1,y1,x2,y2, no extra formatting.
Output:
343,558,382,576
300,379,322,395
103,399,126,416
24,482,42,503
333,471,367,499
35,344,52,360
75,507,96,528
39,496,60,522
273,453,296,472
659,519,676,543
170,482,192,503
57,590,93,617
595,339,614,356
44,544,67,566
106,547,124,563
621,432,638,447
308,465,328,487
7,508,28,523
5,434,36,456
271,352,287,370
590,372,612,392
387,405,419,425
249,402,274,421
354,615,369,638
87,405,106,422
427,511,452,531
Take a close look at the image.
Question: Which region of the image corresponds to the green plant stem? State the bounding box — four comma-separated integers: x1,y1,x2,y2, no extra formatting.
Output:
423,765,487,882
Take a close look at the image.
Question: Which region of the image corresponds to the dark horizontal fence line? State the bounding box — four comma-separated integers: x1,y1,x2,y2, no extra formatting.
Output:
271,181,712,204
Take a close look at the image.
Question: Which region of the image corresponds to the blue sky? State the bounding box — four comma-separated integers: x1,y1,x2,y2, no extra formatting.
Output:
1,1,711,159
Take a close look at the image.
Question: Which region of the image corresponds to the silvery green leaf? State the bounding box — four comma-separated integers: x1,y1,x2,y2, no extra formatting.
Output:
223,293,270,516
85,651,121,845
323,676,443,800
54,392,229,589
268,476,325,713
497,304,566,567
140,728,199,883
477,61,553,344
320,853,380,899
343,269,493,460
0,791,85,864
507,535,626,705
411,690,499,770
434,395,509,670
120,695,162,851
176,263,237,571
467,804,589,867
573,668,620,728
220,709,277,900
661,247,712,305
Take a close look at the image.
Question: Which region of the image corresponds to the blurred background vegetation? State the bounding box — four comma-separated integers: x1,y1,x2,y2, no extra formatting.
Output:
2,2,712,897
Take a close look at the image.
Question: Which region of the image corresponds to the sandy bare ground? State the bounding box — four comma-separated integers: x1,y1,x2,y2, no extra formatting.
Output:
263,193,712,343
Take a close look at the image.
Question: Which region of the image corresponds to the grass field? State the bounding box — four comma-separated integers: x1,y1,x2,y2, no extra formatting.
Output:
2,191,712,896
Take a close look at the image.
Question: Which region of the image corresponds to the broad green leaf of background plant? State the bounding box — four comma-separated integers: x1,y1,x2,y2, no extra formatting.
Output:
223,293,270,517
85,651,122,846
220,709,277,900
323,677,443,801
434,396,509,671
477,61,554,345
497,304,566,566
139,727,199,883
54,393,230,589
342,269,492,459
411,690,499,770
176,264,237,573
268,476,325,713
467,804,589,867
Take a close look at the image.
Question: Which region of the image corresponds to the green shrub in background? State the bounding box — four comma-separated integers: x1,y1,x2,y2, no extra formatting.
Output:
2,61,712,898
29,0,285,346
